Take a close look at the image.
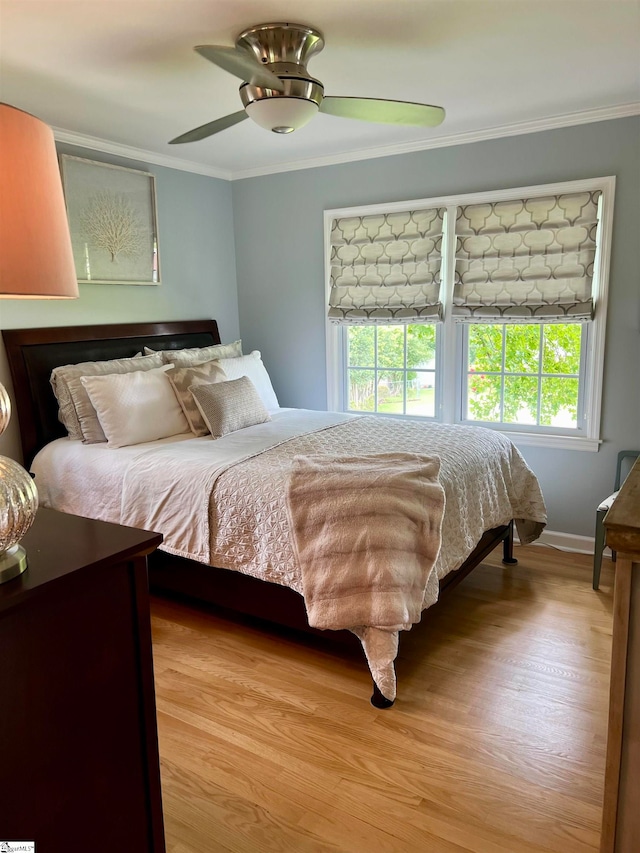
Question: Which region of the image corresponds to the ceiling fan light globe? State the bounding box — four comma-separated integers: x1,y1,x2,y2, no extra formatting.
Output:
245,97,319,133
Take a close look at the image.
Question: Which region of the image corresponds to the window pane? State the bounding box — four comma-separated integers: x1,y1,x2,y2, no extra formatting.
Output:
377,370,405,414
407,324,436,369
467,373,502,422
347,326,374,367
542,324,582,375
377,326,406,369
503,376,539,424
504,325,540,374
465,323,584,429
468,325,503,372
348,369,375,411
540,377,579,427
407,371,436,416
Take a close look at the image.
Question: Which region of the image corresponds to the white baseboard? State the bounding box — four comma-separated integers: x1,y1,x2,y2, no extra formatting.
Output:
517,528,607,557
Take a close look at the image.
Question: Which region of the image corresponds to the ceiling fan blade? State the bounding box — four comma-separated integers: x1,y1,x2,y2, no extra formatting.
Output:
169,110,248,144
320,97,445,127
194,44,285,91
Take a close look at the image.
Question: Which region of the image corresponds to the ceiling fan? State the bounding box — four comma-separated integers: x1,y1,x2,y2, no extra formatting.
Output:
169,22,445,143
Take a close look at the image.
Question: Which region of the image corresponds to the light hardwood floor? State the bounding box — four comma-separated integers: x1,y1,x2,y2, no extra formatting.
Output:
151,546,614,853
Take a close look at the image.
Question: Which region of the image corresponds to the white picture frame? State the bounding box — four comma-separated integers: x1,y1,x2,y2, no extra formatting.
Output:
59,154,160,285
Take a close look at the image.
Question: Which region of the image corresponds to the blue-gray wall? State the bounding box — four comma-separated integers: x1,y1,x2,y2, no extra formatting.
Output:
232,117,640,537
0,143,239,461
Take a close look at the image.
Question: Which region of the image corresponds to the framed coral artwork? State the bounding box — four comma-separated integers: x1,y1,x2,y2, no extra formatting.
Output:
59,154,160,285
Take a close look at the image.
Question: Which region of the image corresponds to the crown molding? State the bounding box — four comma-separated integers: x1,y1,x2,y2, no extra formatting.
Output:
52,102,639,182
231,102,640,180
52,127,232,180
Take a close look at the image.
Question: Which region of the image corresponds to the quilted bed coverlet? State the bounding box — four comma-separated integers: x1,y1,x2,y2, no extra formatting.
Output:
119,411,546,700
33,410,547,700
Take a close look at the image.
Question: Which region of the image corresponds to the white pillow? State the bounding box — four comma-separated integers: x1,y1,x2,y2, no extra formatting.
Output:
80,365,191,448
50,351,163,441
216,351,279,411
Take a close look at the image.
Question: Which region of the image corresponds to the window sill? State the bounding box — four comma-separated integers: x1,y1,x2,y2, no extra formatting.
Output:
345,409,602,451
501,431,601,452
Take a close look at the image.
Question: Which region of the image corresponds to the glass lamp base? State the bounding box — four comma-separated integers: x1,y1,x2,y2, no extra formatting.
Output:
0,544,28,584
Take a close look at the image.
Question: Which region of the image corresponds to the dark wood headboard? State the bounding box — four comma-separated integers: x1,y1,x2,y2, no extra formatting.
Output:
2,319,221,465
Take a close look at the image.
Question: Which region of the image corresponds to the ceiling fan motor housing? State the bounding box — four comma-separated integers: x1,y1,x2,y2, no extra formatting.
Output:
237,22,325,133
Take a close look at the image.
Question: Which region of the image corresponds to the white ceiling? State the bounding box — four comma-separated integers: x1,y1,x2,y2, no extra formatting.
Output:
1,0,639,179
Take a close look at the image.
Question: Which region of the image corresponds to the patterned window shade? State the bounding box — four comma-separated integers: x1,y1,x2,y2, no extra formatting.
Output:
453,191,601,323
328,208,444,324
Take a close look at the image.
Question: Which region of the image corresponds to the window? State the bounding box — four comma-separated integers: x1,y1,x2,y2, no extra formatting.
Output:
325,178,614,451
347,325,437,416
464,323,585,430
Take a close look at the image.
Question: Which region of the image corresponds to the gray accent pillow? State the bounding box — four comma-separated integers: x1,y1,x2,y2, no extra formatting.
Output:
190,376,271,438
51,352,164,442
144,340,242,367
165,359,228,436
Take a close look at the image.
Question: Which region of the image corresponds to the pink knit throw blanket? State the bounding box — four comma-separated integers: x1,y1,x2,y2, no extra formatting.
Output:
286,452,445,632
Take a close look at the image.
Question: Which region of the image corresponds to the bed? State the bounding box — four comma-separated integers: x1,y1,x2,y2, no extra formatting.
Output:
2,319,546,707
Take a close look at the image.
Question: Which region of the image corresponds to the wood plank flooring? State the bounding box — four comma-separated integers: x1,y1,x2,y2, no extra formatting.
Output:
151,546,614,853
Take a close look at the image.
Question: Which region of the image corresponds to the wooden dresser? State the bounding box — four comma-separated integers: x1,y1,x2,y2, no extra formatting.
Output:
0,508,165,853
601,458,640,853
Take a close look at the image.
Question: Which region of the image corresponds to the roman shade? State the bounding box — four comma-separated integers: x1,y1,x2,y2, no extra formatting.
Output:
453,191,601,323
328,208,444,324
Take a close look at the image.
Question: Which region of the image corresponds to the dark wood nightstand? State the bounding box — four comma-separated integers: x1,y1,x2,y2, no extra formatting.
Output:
0,508,165,853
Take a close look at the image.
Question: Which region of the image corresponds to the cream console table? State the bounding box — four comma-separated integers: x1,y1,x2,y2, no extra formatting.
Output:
601,457,640,853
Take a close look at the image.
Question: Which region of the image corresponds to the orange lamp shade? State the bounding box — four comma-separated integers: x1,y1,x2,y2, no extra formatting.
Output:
0,103,78,298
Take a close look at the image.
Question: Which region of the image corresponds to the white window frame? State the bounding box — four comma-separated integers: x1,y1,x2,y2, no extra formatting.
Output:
325,176,615,452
